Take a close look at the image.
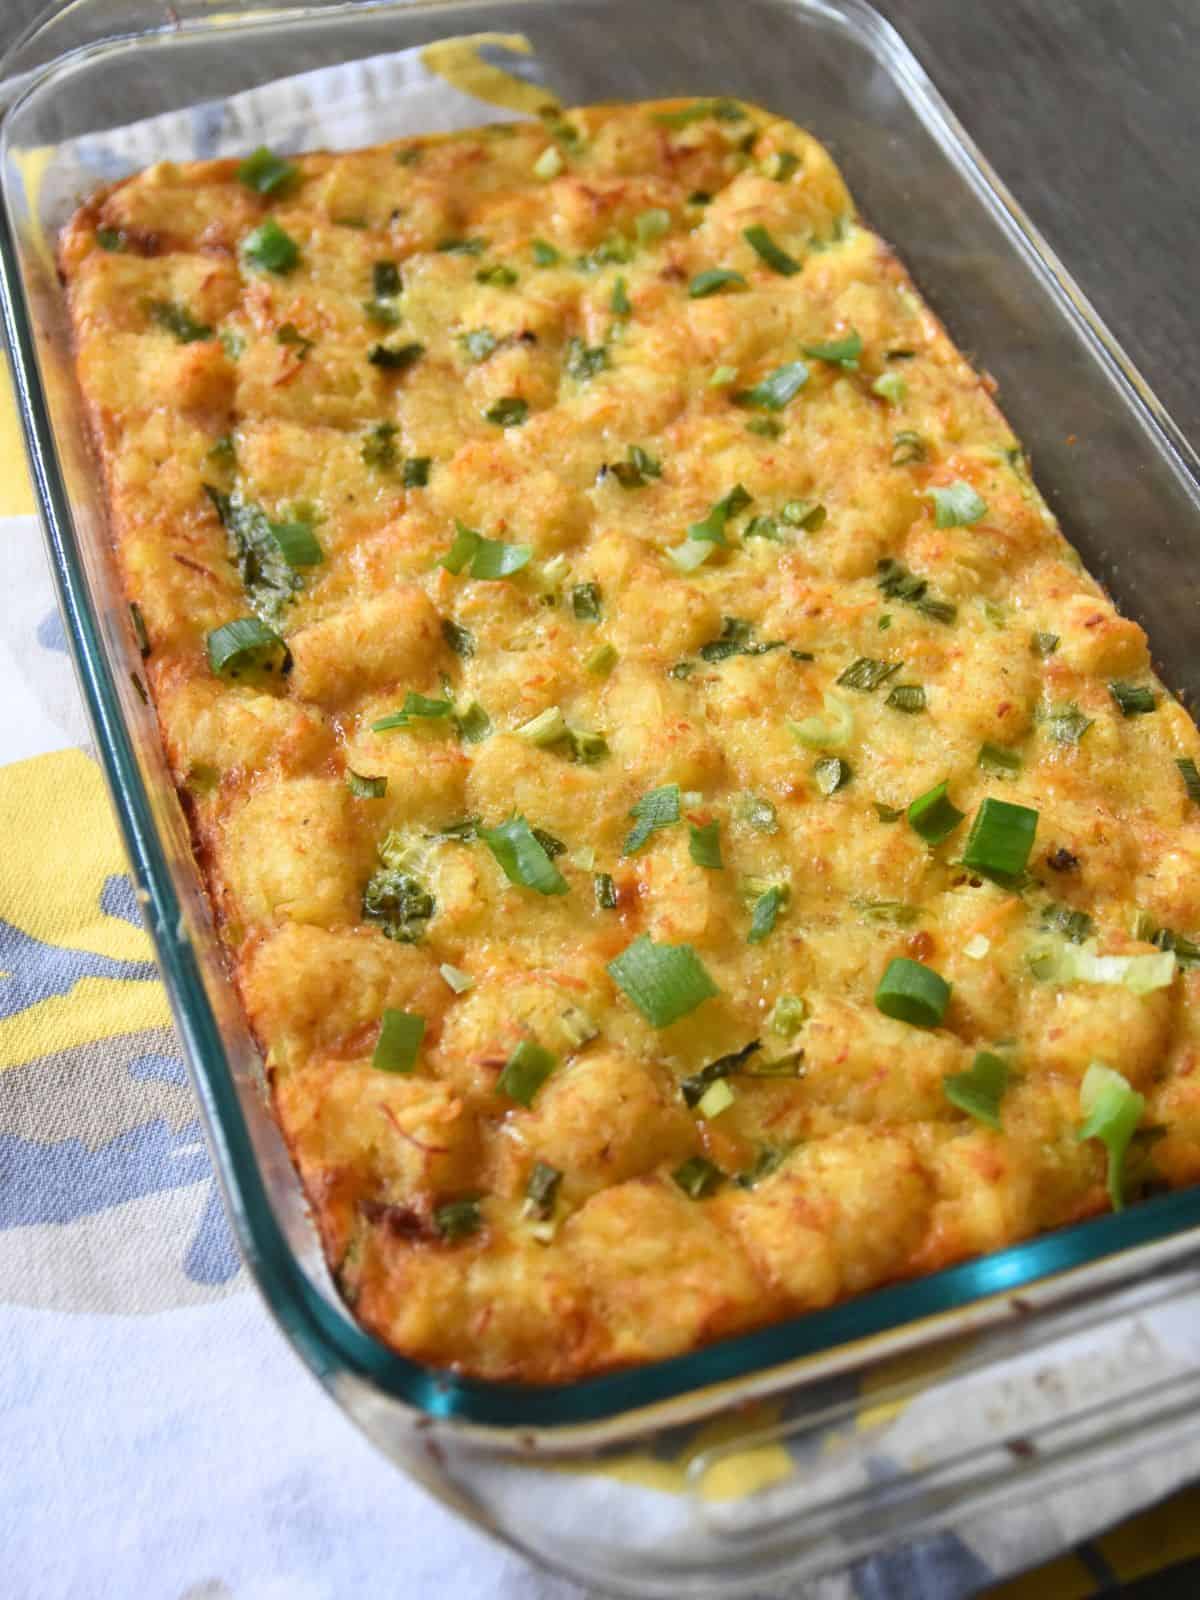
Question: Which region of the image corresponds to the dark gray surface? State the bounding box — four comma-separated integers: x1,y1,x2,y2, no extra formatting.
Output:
2,1,1196,1594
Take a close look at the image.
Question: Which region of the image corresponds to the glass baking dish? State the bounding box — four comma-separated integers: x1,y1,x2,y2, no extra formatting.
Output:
5,0,1200,1592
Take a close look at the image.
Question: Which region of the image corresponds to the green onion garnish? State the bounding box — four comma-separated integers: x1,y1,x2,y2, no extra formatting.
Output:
362,848,435,943
129,602,150,658
872,372,906,404
733,361,809,411
885,684,926,714
763,150,800,181
875,956,951,1028
673,1156,723,1198
746,417,783,439
698,617,786,662
1043,703,1093,746
738,794,778,833
237,146,298,196
594,872,618,910
689,268,747,298
346,770,387,799
531,238,561,266
371,692,453,731
524,1161,562,1219
1076,1062,1145,1210
241,219,299,274
891,430,925,465
748,885,788,943
928,481,987,527
372,260,401,297
454,702,492,744
437,237,487,255
475,262,519,288
480,816,569,895
607,935,719,1026
498,1039,557,1106
461,327,498,363
482,395,529,427
687,484,752,547
634,207,672,243
364,299,401,329
781,498,827,530
962,796,1039,883
610,275,631,315
1041,902,1094,944
1032,631,1060,657
372,1008,424,1073
514,706,568,747
1108,680,1158,717
876,557,957,624
565,337,609,381
205,617,289,678
655,98,744,128
533,144,564,180
433,1198,482,1240
96,226,127,252
679,1040,760,1107
440,963,474,993
875,802,904,823
571,582,602,622
907,779,964,844
368,341,424,371
361,421,398,469
943,1050,1008,1129
585,641,618,676
146,299,212,344
802,330,862,369
1177,757,1200,805
689,819,723,869
735,1146,787,1188
837,657,901,692
697,1079,736,1119
439,521,531,579
441,618,474,658
606,443,662,490
813,756,851,795
624,783,681,854
770,995,807,1037
743,224,801,276
978,742,1022,778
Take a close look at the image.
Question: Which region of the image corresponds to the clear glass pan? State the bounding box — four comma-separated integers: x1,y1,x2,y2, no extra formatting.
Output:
4,1,1200,1591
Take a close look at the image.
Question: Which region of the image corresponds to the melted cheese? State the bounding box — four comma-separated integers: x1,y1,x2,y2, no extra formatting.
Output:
61,99,1200,1383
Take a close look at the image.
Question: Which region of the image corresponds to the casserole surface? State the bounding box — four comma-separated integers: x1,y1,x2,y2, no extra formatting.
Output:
59,97,1200,1382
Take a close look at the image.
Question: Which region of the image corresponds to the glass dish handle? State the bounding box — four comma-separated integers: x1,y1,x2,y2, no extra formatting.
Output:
690,1254,1200,1562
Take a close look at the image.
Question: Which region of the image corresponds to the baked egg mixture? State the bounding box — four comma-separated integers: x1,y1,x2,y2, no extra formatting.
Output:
60,98,1200,1381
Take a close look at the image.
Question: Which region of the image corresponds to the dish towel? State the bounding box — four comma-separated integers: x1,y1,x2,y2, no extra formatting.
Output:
1,33,1198,1600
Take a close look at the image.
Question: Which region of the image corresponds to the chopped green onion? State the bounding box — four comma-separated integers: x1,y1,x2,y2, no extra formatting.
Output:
855,899,920,926
781,498,826,530
679,1040,760,1106
1177,757,1200,805
979,742,1022,778
534,144,564,179
440,963,474,993
1032,631,1060,657
1043,703,1093,746
689,268,747,298
524,1161,562,1219
907,779,964,844
515,706,568,747
743,224,801,276
802,330,862,369
788,692,854,750
483,395,529,427
96,226,127,252
928,481,987,527
673,1155,723,1198
738,794,778,833
363,298,401,329
709,364,738,387
433,1198,482,1240
669,540,716,572
146,299,212,344
943,1050,1008,1129
872,372,906,403
565,337,609,381
1030,937,1175,994
346,770,387,799
876,558,957,624
475,262,519,288
689,819,723,869
1109,680,1158,717
610,275,631,315
371,692,453,731
891,429,925,465
454,701,492,744
480,816,569,895
837,657,902,693
241,219,299,274
962,797,1039,883
697,1079,736,1119
698,617,785,662
1077,1062,1145,1210
585,641,618,676
129,602,150,658
735,1146,787,1188
368,341,424,372
624,783,681,854
748,884,788,944
572,581,602,622
463,329,500,367
607,934,719,1026
498,1039,557,1106
1041,903,1094,944
770,996,807,1038
594,872,618,910
531,238,560,266
238,146,297,196
372,260,401,297
885,683,926,714
219,329,245,360
746,417,783,438
687,484,753,546
762,150,800,181
875,956,951,1028
372,1008,424,1073
874,802,904,823
361,421,399,469
438,237,488,255
655,98,745,128
634,207,672,243
733,361,809,411
205,617,289,678
440,521,532,579
441,618,474,658
813,756,851,795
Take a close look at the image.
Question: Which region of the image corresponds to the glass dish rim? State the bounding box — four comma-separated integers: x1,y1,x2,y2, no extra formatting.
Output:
3,0,1200,1436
